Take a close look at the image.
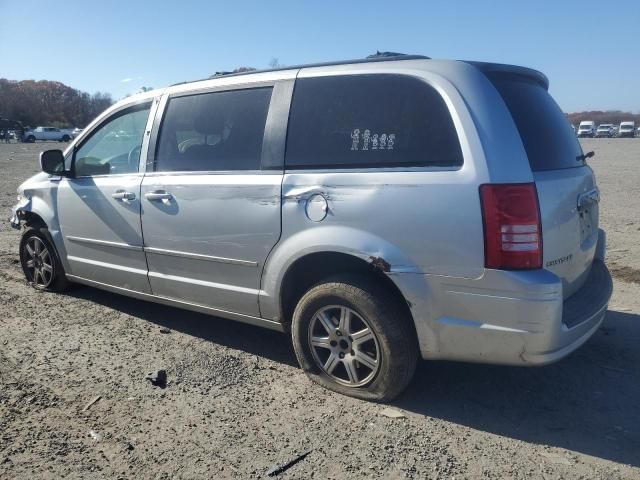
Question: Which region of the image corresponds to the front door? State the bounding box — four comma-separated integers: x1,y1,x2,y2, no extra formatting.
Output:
141,85,283,316
57,102,154,292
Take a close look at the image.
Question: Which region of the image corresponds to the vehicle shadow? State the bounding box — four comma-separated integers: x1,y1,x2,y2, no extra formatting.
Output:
395,310,640,467
66,287,640,466
68,287,298,368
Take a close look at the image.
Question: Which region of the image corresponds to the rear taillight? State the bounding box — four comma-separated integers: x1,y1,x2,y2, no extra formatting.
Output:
479,183,542,270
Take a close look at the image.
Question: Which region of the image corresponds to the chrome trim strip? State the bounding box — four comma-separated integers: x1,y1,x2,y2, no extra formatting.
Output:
67,256,148,275
143,246,258,267
65,274,285,332
147,271,259,295
66,235,143,251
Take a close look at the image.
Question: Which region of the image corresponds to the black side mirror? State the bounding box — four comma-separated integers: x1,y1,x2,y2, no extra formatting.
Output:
40,149,66,175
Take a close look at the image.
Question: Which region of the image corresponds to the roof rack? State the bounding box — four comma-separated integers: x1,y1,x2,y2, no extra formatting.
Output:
172,52,430,86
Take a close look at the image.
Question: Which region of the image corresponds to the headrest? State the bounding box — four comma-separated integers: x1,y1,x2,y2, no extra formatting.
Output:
193,106,225,135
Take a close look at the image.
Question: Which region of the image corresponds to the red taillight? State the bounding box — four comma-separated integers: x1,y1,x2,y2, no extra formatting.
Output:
479,183,542,270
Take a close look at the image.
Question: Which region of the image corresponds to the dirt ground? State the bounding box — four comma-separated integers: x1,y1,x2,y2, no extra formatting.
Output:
0,139,639,479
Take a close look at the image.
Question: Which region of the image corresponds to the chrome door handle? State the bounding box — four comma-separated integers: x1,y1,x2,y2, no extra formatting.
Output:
112,190,136,200
144,191,173,201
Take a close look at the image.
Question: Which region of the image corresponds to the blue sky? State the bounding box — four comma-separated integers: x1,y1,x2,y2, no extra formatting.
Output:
1,0,638,112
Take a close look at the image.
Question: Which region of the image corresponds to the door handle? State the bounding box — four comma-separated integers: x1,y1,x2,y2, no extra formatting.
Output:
144,190,173,201
112,190,136,201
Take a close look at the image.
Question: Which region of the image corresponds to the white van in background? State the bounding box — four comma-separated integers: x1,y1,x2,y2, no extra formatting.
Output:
618,121,636,138
577,120,596,137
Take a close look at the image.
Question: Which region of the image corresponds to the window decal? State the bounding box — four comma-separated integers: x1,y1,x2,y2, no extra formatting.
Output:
350,128,360,151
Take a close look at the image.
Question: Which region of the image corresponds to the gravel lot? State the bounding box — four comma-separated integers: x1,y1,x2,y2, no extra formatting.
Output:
0,139,639,479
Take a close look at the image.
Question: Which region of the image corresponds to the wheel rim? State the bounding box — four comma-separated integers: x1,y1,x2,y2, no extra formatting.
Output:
308,305,381,387
23,237,54,288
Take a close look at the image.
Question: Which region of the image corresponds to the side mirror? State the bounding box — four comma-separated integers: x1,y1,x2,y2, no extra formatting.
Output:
40,149,66,175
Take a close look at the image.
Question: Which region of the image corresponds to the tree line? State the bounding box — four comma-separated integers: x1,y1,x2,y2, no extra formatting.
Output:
568,111,640,126
0,78,114,129
2,76,637,131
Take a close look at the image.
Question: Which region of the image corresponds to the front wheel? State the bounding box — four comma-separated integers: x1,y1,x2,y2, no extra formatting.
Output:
291,276,418,402
19,226,70,292
27,135,36,143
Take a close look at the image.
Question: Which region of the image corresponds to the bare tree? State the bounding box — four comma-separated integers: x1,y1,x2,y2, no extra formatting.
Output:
268,57,283,68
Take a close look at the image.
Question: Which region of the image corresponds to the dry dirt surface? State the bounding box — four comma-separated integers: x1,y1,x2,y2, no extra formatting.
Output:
0,139,639,479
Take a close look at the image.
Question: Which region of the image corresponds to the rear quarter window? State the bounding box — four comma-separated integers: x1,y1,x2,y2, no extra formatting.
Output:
285,74,463,169
487,73,583,171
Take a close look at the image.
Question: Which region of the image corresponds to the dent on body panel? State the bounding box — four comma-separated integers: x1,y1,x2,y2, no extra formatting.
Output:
18,179,71,270
281,171,485,278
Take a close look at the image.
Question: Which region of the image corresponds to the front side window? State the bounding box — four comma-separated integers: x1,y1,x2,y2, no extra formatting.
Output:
285,75,463,169
154,87,272,172
74,104,151,177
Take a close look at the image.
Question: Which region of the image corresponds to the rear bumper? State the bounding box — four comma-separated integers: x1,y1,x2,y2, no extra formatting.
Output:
392,240,612,366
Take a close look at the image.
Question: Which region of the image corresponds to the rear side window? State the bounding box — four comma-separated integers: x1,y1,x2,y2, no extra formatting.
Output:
155,87,272,172
285,75,463,169
487,74,583,171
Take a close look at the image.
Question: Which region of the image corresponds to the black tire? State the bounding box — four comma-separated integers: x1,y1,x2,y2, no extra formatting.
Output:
27,135,36,143
291,275,418,402
61,135,70,142
19,226,70,292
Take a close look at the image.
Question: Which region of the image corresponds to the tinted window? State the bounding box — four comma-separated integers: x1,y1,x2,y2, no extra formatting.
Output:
488,74,583,171
155,88,272,172
74,104,151,176
285,75,463,169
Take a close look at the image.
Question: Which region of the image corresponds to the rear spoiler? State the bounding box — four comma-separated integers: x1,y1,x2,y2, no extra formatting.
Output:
463,61,549,90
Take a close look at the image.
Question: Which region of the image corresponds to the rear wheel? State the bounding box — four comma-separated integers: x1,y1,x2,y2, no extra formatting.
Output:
61,134,71,142
19,226,70,292
27,135,36,143
291,275,418,402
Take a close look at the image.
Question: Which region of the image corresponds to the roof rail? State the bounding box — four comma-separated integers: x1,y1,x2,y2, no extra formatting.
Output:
171,52,430,86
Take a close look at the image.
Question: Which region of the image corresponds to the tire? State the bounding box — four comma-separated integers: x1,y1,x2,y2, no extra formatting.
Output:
27,135,36,143
19,226,70,292
61,135,70,142
291,275,418,402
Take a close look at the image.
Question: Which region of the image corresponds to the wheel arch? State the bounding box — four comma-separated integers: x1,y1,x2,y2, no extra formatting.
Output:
14,194,69,272
259,224,423,324
275,251,416,330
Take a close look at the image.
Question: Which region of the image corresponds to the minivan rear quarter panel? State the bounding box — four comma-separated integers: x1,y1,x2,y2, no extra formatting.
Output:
261,61,540,320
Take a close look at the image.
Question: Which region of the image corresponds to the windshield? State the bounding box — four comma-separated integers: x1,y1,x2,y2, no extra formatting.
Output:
597,126,609,130
620,124,634,130
487,73,583,171
579,125,592,130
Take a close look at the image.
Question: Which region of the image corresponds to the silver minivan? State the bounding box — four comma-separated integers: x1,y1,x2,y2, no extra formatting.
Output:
11,54,612,401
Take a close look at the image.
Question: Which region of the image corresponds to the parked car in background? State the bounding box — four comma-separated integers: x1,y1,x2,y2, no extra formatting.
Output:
23,127,73,143
595,124,614,138
71,128,84,139
617,121,636,138
10,54,612,401
0,130,16,141
577,120,596,137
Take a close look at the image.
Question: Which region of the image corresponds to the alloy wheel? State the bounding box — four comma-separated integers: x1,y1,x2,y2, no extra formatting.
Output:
23,236,54,288
308,305,381,387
